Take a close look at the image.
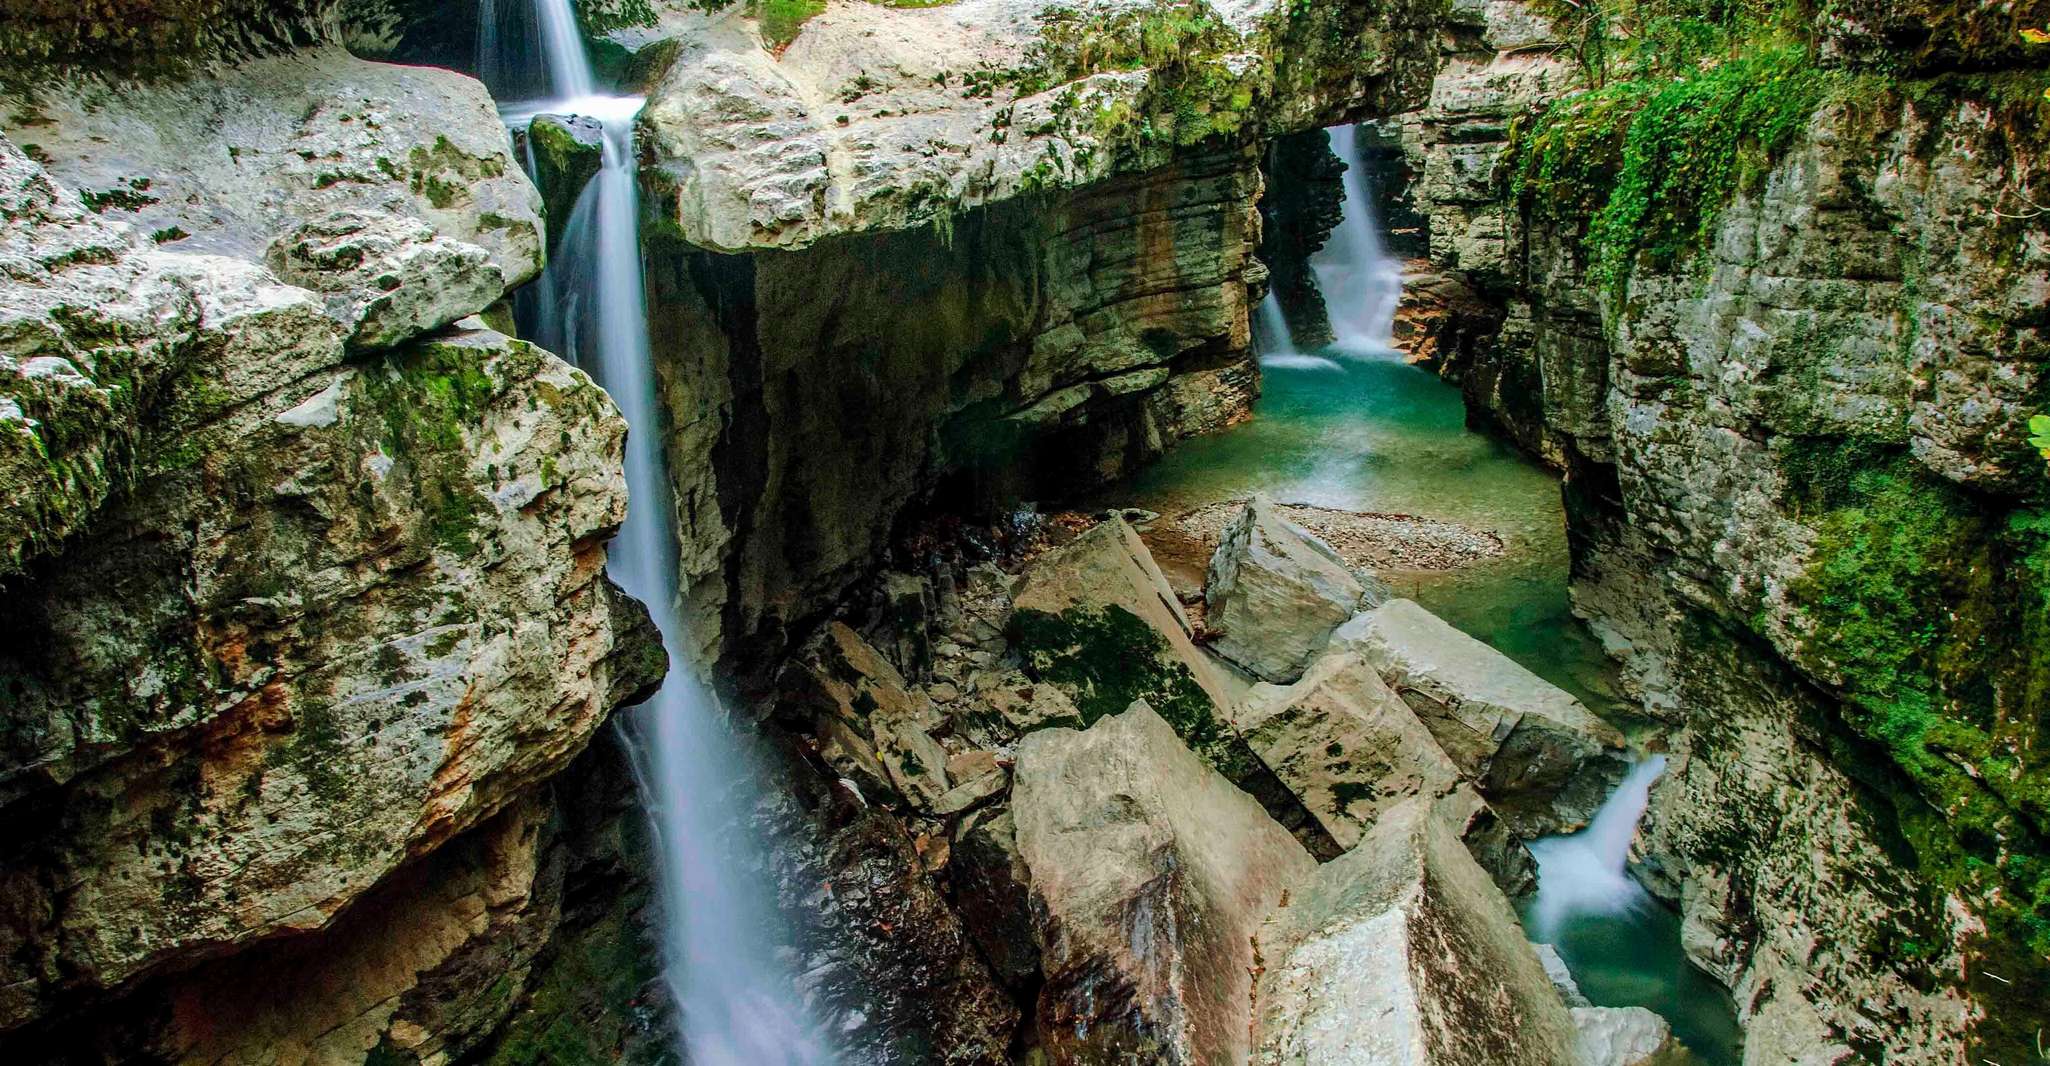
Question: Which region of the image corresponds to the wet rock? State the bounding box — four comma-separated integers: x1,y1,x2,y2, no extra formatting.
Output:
1241,650,1464,849
1205,495,1372,683
1332,599,1625,834
949,810,1040,990
779,622,951,809
1252,796,1579,1065
1014,700,1317,1064
522,113,605,249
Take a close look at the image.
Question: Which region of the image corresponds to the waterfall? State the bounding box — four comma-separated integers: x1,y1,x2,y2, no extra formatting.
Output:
1255,291,1343,372
503,3,832,1062
1311,124,1404,353
1525,755,1667,940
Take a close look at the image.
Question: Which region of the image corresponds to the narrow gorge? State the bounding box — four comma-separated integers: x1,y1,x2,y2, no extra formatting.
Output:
0,1,2044,1064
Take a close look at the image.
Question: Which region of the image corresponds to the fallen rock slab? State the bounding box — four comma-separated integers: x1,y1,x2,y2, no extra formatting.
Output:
1206,495,1371,683
1014,700,1317,1065
1332,599,1625,834
1253,796,1579,1065
1241,651,1464,849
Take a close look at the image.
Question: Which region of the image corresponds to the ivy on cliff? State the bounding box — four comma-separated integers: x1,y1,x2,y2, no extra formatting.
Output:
1508,44,1836,296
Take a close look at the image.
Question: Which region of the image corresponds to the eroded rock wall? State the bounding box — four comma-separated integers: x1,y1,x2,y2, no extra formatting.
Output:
0,26,665,1061
641,147,1269,669
1398,2,2050,1059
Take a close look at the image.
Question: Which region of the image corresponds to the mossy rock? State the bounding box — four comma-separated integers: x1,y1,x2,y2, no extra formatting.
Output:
523,114,605,253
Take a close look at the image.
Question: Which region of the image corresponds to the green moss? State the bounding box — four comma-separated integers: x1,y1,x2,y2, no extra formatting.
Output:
1777,439,2050,1045
406,135,506,212
355,340,508,560
1011,604,1254,779
1510,44,1839,294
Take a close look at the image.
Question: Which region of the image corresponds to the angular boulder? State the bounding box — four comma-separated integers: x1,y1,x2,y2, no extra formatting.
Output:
1253,796,1579,1065
1572,1006,1679,1066
1241,651,1464,849
1206,495,1371,684
1014,701,1317,1064
1011,518,1237,759
777,621,951,809
1332,599,1625,834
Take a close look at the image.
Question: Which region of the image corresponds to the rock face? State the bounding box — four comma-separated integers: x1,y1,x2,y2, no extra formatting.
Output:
1333,599,1624,834
0,31,660,1055
1205,494,1373,683
1013,701,1317,1064
1252,795,1579,1066
645,148,1268,669
1391,0,2050,1059
1571,1006,1677,1066
634,0,1445,253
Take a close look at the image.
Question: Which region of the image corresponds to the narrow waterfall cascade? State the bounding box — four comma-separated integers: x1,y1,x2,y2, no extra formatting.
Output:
1526,755,1667,937
1310,124,1405,353
1525,757,1744,1064
1254,291,1343,372
495,4,831,1062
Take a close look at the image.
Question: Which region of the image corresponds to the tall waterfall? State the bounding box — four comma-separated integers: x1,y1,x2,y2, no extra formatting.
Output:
494,4,831,1062
1311,124,1404,353
1525,755,1667,939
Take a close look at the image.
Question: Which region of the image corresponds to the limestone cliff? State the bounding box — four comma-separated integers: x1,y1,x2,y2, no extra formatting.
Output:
0,20,664,1059
1392,1,2050,1060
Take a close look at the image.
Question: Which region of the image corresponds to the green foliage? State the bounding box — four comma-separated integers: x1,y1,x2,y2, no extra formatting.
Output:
754,0,826,49
573,0,659,32
1510,44,1836,293
2030,413,2050,462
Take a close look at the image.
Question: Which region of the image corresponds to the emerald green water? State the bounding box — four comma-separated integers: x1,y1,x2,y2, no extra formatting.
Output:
1098,349,1744,1064
1108,351,1624,717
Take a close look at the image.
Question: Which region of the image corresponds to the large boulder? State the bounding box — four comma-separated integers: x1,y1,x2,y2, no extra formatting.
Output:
1012,517,1338,853
1240,650,1464,849
1332,599,1625,834
1014,701,1317,1064
1011,518,1239,763
1252,796,1579,1065
1206,495,1373,683
1572,1006,1679,1066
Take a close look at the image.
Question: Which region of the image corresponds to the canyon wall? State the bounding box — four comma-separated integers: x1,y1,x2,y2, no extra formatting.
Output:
1394,1,2050,1061
0,20,667,1064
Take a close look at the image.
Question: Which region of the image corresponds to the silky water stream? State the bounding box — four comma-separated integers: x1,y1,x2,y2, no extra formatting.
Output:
1109,124,1745,1064
487,3,833,1062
